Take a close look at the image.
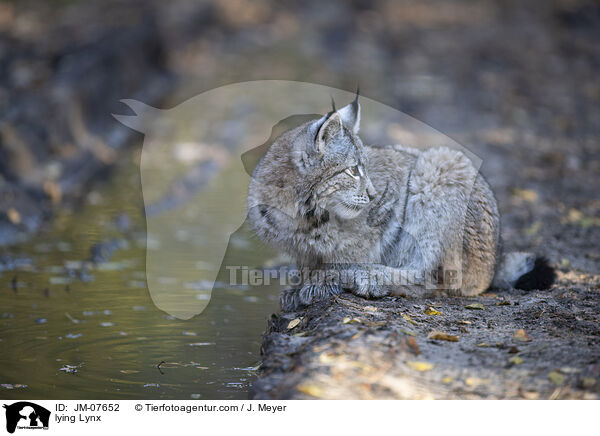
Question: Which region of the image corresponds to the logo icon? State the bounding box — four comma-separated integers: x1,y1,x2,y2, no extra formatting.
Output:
112,81,479,319
3,402,50,434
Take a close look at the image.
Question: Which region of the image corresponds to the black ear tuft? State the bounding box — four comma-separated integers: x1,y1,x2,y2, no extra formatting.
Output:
514,256,556,291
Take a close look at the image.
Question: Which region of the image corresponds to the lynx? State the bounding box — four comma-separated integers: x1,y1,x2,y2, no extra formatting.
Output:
247,94,555,311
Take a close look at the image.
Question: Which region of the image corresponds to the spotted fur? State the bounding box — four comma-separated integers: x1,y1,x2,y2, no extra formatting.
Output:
248,97,555,311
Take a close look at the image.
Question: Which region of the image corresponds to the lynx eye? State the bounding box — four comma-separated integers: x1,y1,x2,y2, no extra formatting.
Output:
345,166,360,179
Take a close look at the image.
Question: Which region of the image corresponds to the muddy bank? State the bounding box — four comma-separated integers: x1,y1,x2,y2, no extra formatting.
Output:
251,270,600,399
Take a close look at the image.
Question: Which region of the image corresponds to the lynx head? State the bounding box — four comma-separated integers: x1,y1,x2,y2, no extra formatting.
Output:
290,95,377,220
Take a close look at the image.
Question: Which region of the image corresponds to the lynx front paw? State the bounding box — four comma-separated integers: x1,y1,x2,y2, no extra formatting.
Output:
279,283,343,312
351,282,390,298
299,282,343,305
280,288,303,312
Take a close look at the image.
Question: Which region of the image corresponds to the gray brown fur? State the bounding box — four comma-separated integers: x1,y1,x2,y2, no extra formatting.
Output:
247,98,553,311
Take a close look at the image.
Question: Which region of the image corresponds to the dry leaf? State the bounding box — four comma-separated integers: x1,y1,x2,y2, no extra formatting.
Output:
363,305,378,312
406,337,420,355
509,356,523,365
465,377,490,386
521,390,540,400
568,208,583,222
514,329,531,342
399,328,417,337
402,313,418,325
441,376,454,384
465,303,485,310
548,371,564,386
428,331,459,342
44,180,62,204
424,307,441,315
565,209,600,227
476,342,489,347
525,221,542,236
406,361,434,372
319,352,337,364
7,208,20,224
342,317,361,324
512,188,538,203
297,384,324,398
559,258,571,268
287,318,302,329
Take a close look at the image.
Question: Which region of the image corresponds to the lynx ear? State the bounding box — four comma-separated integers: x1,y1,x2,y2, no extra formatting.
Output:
315,112,343,154
338,94,361,134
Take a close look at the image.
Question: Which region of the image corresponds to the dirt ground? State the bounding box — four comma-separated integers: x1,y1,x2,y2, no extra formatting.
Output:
252,273,600,399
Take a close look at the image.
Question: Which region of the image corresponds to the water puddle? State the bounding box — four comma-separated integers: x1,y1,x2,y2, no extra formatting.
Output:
0,159,281,399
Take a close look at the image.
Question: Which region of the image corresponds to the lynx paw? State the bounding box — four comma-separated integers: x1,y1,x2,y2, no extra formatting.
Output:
279,283,343,312
351,282,390,298
280,288,302,312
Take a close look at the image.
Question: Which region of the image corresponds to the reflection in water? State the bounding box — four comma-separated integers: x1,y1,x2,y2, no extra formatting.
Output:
0,160,282,399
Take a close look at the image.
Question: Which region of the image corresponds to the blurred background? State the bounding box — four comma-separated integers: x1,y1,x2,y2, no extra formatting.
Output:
0,0,598,399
